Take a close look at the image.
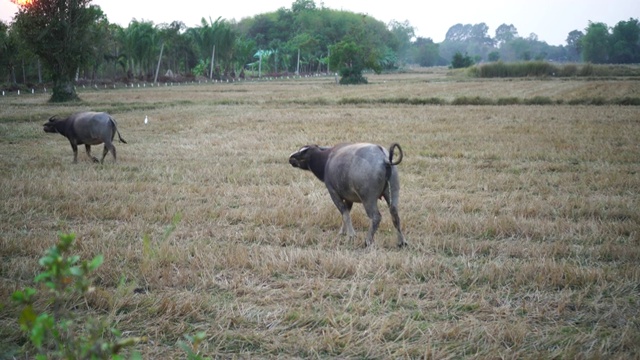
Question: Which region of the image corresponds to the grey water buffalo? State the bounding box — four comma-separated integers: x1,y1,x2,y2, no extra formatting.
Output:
289,142,407,248
43,111,127,163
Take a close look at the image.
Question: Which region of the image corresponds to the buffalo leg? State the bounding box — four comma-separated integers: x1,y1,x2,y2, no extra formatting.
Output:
328,190,355,239
85,145,99,163
383,193,407,248
101,142,116,163
362,199,382,247
339,201,355,238
389,205,407,247
69,141,78,163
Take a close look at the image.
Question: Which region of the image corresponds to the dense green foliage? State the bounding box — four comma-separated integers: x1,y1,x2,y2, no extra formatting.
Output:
1,0,638,93
450,52,475,68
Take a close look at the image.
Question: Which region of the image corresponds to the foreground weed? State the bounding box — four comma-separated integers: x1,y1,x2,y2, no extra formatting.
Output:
178,332,211,360
11,233,145,359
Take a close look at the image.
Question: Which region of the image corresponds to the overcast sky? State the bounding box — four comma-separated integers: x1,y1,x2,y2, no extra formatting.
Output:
1,0,638,45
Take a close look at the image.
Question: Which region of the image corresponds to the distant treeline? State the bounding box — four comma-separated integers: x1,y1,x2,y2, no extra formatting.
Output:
1,0,638,87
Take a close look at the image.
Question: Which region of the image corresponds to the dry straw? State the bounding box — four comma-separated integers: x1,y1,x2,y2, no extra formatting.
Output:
1,70,639,358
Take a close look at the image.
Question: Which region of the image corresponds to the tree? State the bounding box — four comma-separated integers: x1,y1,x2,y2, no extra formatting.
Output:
291,0,316,12
581,22,610,63
410,37,442,66
610,18,640,63
445,23,492,45
566,30,584,61
488,51,500,62
122,20,158,80
80,12,111,83
329,16,384,84
158,21,188,76
495,24,518,47
388,20,415,65
13,0,104,102
450,52,474,68
233,36,256,75
0,21,20,84
190,17,236,79
445,23,471,42
470,23,494,46
330,40,366,83
289,32,319,73
441,23,494,62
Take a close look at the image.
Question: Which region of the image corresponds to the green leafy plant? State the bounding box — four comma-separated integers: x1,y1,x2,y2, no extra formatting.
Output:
11,233,144,359
178,332,211,360
192,59,211,77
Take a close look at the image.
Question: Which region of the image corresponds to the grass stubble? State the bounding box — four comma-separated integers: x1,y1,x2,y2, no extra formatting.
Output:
1,71,639,358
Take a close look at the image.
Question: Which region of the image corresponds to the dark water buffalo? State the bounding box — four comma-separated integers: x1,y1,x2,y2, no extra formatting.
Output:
289,142,407,248
43,111,127,163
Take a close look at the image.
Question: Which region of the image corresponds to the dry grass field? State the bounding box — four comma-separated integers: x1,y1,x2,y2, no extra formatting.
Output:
1,69,639,358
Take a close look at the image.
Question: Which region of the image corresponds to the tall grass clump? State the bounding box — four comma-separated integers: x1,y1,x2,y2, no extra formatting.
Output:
473,62,640,78
338,97,446,105
451,96,495,105
613,97,640,105
473,61,557,78
523,96,555,105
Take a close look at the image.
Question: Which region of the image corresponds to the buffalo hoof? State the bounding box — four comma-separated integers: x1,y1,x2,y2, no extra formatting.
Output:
91,157,100,163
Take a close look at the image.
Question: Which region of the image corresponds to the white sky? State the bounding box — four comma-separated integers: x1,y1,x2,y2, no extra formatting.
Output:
1,0,638,45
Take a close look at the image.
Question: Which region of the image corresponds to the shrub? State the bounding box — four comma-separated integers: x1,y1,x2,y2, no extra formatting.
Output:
451,52,475,69
524,96,554,105
614,97,640,106
497,97,522,105
411,97,446,105
451,96,494,105
11,233,144,359
339,68,368,85
338,97,369,105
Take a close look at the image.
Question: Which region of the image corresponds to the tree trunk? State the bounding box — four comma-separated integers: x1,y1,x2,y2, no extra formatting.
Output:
50,75,79,102
22,59,26,84
37,58,42,83
10,64,16,85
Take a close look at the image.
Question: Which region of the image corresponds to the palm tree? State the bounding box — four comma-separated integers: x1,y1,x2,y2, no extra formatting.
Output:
191,17,236,79
119,20,158,80
232,36,257,76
